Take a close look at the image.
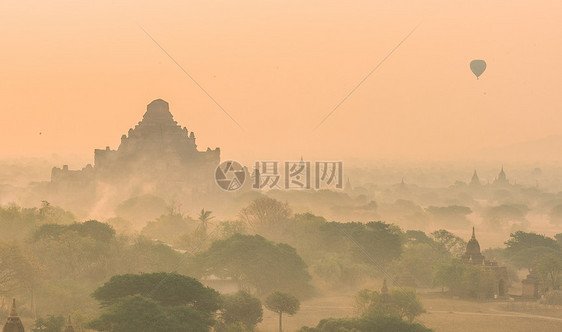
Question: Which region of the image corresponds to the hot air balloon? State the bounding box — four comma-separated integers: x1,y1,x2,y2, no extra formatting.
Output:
470,60,487,79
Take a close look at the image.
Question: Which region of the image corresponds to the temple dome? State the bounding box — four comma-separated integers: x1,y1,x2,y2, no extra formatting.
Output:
3,299,25,332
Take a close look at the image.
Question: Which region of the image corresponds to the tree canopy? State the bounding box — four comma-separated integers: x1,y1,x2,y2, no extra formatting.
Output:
432,259,496,298
265,291,300,332
298,316,432,332
354,287,424,322
504,231,560,270
32,315,65,332
238,197,292,234
505,231,559,255
535,253,562,290
92,272,221,313
192,234,312,296
88,295,213,332
89,273,221,332
430,230,466,258
219,291,263,331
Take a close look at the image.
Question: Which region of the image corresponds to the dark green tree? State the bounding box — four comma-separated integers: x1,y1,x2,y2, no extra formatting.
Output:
505,231,559,255
88,295,212,332
403,230,435,247
68,220,116,242
32,224,69,241
38,201,76,224
141,212,197,245
298,316,432,332
92,272,221,313
218,291,262,331
265,291,300,332
387,289,425,322
509,246,559,271
116,237,181,273
193,234,312,296
320,221,403,267
354,288,424,322
535,253,562,290
0,243,41,296
32,315,65,332
555,233,562,247
504,231,560,270
430,230,466,258
432,259,495,298
391,243,441,287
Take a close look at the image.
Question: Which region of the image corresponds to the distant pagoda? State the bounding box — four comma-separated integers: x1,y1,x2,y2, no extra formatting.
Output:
494,166,509,185
3,299,24,332
470,170,481,186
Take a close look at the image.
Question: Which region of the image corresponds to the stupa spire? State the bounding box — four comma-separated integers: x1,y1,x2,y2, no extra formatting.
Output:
64,315,75,332
470,170,481,186
3,298,25,332
381,279,389,294
10,298,17,317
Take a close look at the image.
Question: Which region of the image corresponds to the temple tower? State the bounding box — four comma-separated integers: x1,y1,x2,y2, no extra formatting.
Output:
470,170,481,186
462,227,485,265
381,279,390,302
63,316,75,332
3,299,24,332
494,166,508,185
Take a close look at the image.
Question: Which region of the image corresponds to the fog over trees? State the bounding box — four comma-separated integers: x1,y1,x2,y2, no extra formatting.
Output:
1,184,562,331
2,138,562,331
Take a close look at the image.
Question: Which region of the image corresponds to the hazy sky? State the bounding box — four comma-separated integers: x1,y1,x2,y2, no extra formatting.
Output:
1,0,561,165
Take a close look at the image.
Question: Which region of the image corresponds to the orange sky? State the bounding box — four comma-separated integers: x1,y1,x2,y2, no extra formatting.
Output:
1,0,561,166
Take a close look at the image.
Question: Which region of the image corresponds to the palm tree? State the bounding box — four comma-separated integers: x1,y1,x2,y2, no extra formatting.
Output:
197,209,214,234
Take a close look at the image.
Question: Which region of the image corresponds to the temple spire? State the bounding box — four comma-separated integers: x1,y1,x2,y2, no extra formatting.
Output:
470,170,481,186
3,298,25,332
381,279,389,294
381,279,390,302
10,298,17,317
64,315,76,332
471,227,476,240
